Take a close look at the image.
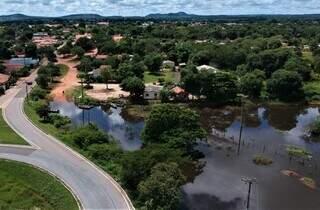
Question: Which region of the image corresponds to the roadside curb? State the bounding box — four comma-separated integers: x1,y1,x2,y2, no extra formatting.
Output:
0,158,82,210
21,98,135,209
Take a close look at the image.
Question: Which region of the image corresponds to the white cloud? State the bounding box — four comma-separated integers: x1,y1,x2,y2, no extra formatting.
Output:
0,0,319,16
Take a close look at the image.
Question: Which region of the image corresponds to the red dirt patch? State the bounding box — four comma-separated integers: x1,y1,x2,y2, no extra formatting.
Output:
51,57,80,102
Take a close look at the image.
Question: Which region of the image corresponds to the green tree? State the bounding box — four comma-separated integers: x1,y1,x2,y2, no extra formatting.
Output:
101,67,111,90
34,100,50,120
284,57,312,81
138,162,186,210
71,124,109,149
75,37,94,52
38,46,56,62
120,144,188,191
120,76,145,99
201,72,238,103
315,57,320,74
142,104,205,153
25,43,38,58
71,46,85,58
240,71,264,98
0,63,6,73
58,44,72,55
144,53,163,73
267,69,304,101
36,74,49,89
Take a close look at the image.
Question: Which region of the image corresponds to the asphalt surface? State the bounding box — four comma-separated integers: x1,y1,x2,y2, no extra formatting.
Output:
0,77,134,210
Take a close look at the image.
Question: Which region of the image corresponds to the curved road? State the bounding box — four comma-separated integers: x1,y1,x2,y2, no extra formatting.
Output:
0,76,134,210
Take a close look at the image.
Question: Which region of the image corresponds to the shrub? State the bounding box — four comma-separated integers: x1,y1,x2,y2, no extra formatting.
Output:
286,145,311,158
50,114,71,129
30,87,47,101
71,124,109,149
253,155,273,166
34,100,50,120
0,87,5,95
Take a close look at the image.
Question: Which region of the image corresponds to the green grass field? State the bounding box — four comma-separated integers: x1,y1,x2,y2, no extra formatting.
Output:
0,159,78,210
143,71,180,84
0,109,28,145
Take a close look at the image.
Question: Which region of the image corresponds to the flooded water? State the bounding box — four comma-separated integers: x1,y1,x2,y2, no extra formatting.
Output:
50,101,143,151
183,105,320,210
51,101,320,210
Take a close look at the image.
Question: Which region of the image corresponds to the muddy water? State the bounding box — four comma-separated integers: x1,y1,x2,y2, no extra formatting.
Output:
182,105,320,210
51,101,320,210
50,101,143,151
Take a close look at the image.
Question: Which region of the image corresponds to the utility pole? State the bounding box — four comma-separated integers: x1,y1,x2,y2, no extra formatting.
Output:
237,94,247,155
241,177,257,210
25,82,29,100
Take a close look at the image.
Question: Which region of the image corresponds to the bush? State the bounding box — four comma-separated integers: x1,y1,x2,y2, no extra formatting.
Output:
266,70,304,101
0,87,4,95
307,117,320,141
286,145,311,158
71,124,109,149
16,67,31,77
304,82,320,101
30,87,47,101
34,100,50,120
87,143,123,163
253,155,273,165
49,114,71,129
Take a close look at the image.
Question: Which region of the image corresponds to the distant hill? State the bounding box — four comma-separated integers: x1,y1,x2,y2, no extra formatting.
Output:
1,12,320,22
146,12,197,19
0,14,40,22
60,14,105,20
0,13,106,22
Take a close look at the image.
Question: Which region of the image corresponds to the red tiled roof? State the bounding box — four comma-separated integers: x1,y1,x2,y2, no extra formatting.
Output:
3,63,23,73
171,86,185,94
0,73,10,84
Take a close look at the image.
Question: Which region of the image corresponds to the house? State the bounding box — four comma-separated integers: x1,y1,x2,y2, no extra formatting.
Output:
75,33,92,42
112,34,124,42
33,32,49,37
32,34,58,48
176,63,186,71
170,86,188,102
88,65,109,78
97,22,109,26
144,85,163,100
4,58,39,74
0,73,10,92
162,60,175,70
197,65,220,73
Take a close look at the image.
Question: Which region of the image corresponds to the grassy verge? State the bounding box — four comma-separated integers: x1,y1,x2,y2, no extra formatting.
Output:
24,101,74,146
0,159,78,210
143,71,180,84
0,109,28,145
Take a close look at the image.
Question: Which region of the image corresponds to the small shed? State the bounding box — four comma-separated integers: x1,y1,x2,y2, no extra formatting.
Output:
162,60,175,70
170,86,188,102
144,85,163,100
197,65,220,73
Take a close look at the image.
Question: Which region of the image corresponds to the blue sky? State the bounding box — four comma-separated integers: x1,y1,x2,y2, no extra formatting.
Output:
1,0,319,16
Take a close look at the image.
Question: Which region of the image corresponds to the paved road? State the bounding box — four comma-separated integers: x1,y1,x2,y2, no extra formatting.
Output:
0,76,134,210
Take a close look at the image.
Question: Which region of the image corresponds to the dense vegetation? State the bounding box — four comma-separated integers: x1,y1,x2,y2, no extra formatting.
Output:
3,18,320,209
2,19,320,102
